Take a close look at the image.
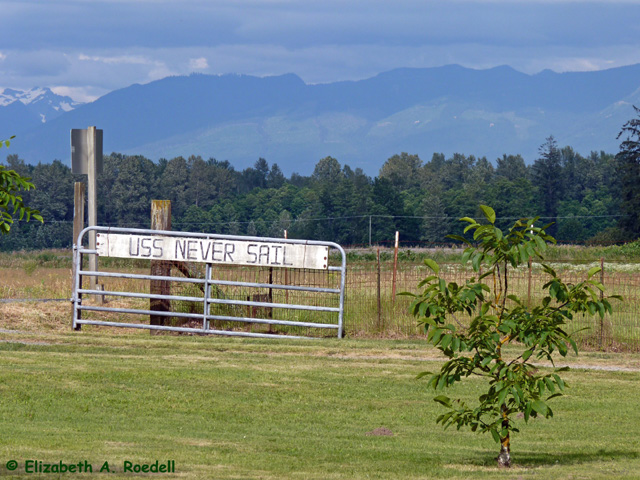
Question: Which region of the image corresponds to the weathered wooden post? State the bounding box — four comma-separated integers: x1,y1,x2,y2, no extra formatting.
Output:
599,257,605,350
377,247,382,332
150,200,172,331
71,127,103,297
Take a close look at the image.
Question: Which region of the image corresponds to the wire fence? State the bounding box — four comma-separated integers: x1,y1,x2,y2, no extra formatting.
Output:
1,255,639,351
346,260,640,351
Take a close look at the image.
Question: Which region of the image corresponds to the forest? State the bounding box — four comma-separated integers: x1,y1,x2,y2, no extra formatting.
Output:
0,133,637,251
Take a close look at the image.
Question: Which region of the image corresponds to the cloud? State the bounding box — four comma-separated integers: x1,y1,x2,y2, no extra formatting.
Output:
50,86,102,103
189,57,209,70
0,50,71,77
4,1,639,50
78,54,158,66
1,0,639,101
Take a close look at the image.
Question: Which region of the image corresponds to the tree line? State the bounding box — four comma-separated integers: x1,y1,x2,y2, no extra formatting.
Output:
0,131,637,251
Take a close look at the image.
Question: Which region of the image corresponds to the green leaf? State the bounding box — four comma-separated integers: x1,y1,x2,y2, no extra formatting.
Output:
569,338,578,355
423,258,440,274
417,275,439,287
480,356,493,368
531,399,549,416
587,266,601,279
553,374,565,391
533,235,547,251
497,386,508,406
446,234,471,246
479,205,496,224
433,395,452,407
544,376,556,393
471,253,482,272
430,328,443,345
518,244,529,264
511,386,520,404
440,334,452,350
490,429,501,443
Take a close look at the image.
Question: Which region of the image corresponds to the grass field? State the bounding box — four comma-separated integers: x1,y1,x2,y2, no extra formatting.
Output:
1,329,640,479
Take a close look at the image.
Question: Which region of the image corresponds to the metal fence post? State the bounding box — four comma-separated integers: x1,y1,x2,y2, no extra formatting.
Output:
527,257,532,306
72,182,85,290
392,231,399,303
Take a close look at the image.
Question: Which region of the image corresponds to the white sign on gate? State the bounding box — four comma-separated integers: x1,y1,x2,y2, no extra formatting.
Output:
96,233,329,270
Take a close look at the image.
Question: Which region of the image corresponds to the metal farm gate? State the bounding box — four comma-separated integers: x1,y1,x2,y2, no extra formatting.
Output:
72,227,346,339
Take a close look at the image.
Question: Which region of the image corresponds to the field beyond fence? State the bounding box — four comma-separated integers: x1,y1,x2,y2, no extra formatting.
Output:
347,260,640,351
1,249,639,351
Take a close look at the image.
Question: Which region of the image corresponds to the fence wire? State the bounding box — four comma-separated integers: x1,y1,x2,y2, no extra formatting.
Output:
347,261,640,351
2,256,639,350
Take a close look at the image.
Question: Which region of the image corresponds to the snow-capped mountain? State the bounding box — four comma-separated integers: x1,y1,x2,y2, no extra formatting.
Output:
7,64,640,172
0,87,83,137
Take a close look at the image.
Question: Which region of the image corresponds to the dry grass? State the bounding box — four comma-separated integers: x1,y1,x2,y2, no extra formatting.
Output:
2,257,640,350
0,267,71,299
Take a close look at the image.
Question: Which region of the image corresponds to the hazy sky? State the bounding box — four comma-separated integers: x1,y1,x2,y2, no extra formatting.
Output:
2,0,640,102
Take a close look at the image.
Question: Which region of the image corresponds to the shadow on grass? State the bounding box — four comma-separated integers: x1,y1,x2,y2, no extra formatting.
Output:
465,449,639,468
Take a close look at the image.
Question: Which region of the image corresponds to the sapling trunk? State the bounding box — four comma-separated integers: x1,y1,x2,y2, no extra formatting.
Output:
497,407,511,467
498,437,511,467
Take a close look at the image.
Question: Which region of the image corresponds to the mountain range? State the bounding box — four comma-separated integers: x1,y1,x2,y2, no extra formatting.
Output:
3,64,640,175
0,87,82,137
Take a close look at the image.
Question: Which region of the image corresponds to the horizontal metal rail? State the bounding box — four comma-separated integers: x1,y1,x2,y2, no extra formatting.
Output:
80,270,206,284
205,314,339,329
78,289,206,304
73,320,311,339
79,270,340,293
208,279,340,294
78,288,340,312
77,305,338,329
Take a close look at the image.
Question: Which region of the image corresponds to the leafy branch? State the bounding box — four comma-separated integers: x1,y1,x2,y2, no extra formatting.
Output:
0,136,44,234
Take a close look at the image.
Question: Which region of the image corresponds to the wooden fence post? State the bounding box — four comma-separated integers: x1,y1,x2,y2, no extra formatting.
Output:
599,257,605,350
377,247,382,332
150,200,171,331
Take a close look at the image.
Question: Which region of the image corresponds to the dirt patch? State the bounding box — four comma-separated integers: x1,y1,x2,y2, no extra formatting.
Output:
365,427,394,436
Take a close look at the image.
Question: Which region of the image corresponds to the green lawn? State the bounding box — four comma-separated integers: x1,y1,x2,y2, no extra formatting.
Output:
0,331,639,479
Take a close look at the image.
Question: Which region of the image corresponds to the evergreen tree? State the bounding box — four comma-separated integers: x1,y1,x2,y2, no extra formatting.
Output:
532,136,563,236
158,156,189,218
616,106,640,239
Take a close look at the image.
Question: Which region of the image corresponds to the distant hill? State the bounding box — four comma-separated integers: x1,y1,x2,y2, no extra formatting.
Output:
7,64,640,175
